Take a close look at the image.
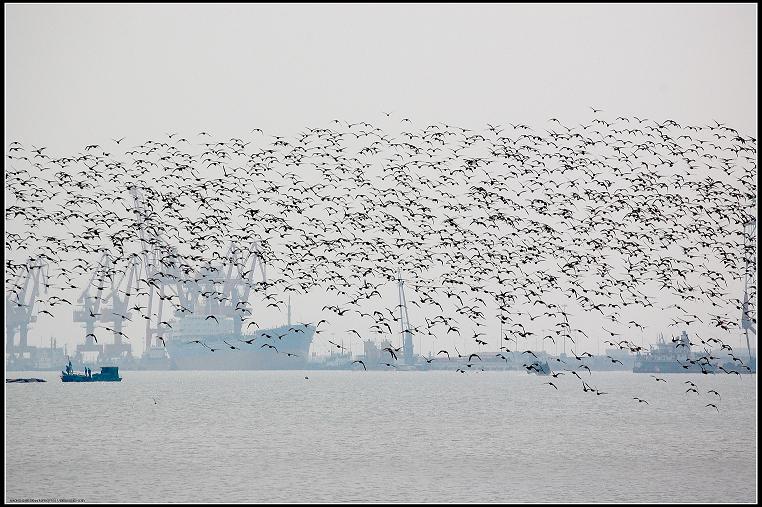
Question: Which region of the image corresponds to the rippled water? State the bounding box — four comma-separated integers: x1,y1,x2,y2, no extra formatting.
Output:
5,370,757,503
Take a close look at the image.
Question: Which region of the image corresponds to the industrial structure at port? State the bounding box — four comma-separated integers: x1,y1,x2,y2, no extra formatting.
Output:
5,186,315,371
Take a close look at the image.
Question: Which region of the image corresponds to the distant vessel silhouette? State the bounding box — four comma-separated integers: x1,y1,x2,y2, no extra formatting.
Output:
633,331,717,374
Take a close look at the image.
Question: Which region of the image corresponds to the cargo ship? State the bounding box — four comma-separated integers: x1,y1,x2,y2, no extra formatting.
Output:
633,331,717,374
164,314,315,370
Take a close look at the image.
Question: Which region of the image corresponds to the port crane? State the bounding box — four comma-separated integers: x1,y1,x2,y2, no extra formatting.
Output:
221,240,267,335
97,253,143,361
128,184,173,354
72,250,112,361
741,218,757,360
128,184,269,349
397,269,414,364
159,240,267,335
5,257,48,360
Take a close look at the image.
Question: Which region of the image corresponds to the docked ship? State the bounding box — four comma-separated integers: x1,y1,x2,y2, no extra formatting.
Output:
164,312,315,370
633,331,717,374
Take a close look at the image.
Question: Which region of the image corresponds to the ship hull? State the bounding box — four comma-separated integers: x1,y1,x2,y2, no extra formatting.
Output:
633,360,716,374
61,375,122,382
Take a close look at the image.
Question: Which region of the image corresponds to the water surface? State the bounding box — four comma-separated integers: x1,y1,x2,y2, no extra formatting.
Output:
5,371,757,503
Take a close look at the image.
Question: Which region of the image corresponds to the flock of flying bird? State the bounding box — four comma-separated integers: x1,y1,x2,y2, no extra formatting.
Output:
5,110,757,411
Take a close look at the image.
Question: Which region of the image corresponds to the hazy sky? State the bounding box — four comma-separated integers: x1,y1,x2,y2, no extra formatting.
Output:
5,3,757,151
4,3,758,357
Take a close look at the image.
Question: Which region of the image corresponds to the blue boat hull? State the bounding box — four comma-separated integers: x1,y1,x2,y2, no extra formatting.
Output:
61,374,121,382
61,366,122,382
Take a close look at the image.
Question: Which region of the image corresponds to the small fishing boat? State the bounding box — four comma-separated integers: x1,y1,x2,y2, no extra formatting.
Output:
61,360,122,382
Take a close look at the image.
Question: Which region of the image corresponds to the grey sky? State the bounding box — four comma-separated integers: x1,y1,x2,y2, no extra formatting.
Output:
4,3,758,357
5,3,757,152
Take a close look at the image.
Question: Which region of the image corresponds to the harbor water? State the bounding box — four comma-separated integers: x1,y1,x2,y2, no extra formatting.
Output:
5,370,757,503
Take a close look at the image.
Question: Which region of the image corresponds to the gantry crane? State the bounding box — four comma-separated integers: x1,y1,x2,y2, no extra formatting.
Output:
741,218,757,360
5,257,48,361
397,269,414,364
72,250,112,361
97,253,143,362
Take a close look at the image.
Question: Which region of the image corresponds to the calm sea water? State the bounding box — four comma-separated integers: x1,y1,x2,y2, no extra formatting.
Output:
5,370,757,503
